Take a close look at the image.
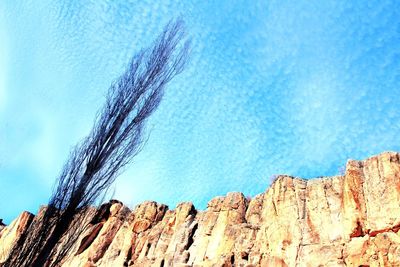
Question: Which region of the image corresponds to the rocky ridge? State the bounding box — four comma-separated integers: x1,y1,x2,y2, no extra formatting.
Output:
1,151,400,266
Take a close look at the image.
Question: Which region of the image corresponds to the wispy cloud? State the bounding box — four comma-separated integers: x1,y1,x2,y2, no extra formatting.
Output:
2,0,400,223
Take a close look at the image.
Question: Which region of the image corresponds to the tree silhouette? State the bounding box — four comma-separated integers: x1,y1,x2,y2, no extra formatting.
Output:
4,19,190,267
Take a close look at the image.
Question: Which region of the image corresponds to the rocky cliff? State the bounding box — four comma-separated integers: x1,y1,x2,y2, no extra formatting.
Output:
1,151,400,266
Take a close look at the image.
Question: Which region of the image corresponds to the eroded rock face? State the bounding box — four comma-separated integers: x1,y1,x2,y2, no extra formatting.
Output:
0,220,5,235
0,211,34,263
1,151,400,266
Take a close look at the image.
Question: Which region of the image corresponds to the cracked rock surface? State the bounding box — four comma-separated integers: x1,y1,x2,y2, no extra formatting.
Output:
1,151,400,266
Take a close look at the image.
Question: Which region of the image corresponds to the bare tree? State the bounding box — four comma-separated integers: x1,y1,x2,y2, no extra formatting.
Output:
5,19,190,267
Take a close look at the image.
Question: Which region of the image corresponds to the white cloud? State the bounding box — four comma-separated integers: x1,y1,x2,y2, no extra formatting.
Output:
288,71,346,172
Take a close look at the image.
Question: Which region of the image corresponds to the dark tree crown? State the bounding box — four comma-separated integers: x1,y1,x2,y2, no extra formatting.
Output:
5,18,190,267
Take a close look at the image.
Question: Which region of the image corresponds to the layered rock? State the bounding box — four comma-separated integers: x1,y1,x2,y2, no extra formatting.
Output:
1,151,400,266
0,220,5,233
0,211,34,263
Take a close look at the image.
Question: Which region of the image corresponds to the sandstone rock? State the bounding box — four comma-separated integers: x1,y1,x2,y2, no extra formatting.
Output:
2,151,400,266
0,211,34,264
0,220,5,233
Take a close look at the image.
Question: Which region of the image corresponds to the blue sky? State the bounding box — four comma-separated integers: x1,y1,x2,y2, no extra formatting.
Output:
1,1,400,223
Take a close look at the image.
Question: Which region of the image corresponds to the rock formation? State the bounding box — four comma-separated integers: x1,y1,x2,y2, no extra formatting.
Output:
1,151,400,266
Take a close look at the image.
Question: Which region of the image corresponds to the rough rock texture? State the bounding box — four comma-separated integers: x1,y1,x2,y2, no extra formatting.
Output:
1,151,400,266
0,211,34,263
0,220,5,234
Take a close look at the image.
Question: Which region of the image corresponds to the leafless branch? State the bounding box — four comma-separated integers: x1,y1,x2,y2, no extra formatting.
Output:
4,18,190,267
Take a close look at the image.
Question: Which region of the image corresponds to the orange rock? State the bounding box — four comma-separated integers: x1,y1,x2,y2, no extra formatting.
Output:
2,151,400,266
